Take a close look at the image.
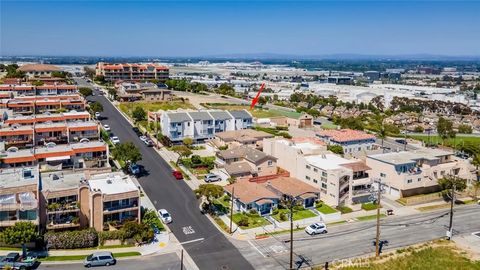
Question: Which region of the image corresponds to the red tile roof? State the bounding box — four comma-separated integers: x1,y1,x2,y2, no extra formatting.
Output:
317,129,375,142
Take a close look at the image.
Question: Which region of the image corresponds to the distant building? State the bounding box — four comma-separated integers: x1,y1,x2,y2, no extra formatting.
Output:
95,62,169,82
0,84,78,97
316,129,376,155
364,71,380,81
155,109,253,142
17,64,61,79
211,129,274,149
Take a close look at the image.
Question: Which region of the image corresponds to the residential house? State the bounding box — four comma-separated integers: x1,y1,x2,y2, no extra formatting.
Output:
95,62,169,82
223,177,320,216
211,129,273,149
17,64,61,79
216,146,277,179
316,129,376,156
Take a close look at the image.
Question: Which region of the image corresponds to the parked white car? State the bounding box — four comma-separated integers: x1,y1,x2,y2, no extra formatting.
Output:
158,209,172,224
111,136,120,144
94,112,101,119
103,124,111,131
305,223,327,235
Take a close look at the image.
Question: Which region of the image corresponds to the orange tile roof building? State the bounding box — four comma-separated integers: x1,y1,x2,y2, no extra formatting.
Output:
95,62,169,82
316,129,376,155
0,84,78,97
1,95,86,115
17,64,61,79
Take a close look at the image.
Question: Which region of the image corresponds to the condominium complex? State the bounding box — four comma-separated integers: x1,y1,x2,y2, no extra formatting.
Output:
263,137,372,206
366,149,474,198
0,95,86,115
95,62,169,82
151,109,253,142
0,84,78,97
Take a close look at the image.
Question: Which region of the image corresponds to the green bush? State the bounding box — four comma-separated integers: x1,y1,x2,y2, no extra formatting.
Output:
238,216,249,227
98,221,154,245
248,209,258,215
142,209,164,230
279,212,288,221
45,229,98,249
218,145,228,150
272,208,279,215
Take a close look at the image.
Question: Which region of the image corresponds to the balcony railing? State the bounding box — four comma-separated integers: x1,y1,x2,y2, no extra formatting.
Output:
103,203,138,212
47,202,79,213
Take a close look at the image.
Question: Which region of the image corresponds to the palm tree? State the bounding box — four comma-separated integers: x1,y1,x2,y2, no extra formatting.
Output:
472,153,480,182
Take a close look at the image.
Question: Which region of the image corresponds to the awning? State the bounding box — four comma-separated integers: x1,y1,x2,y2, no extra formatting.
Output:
46,155,71,162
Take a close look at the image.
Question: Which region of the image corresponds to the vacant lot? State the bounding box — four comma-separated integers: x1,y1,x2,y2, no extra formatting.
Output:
119,100,195,116
409,134,480,149
334,243,480,270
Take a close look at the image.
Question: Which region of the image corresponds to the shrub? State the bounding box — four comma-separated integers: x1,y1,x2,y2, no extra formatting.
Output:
279,212,288,221
98,221,154,245
45,229,98,249
218,145,228,150
272,208,279,215
142,209,164,230
191,155,202,165
238,216,250,227
249,209,258,215
336,205,353,214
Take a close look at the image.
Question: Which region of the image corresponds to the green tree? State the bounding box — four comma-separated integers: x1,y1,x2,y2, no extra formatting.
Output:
51,71,68,78
414,125,424,132
472,153,480,181
171,145,192,164
84,66,95,79
112,142,142,165
437,117,456,143
194,184,224,205
79,87,93,97
306,108,320,117
182,137,194,148
0,221,37,245
132,107,146,123
31,80,44,86
108,88,117,100
457,124,473,134
438,175,467,201
327,144,344,155
89,101,103,114
257,96,268,106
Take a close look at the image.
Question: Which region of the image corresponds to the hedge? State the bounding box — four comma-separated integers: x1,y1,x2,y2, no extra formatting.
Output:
45,229,98,249
98,221,154,245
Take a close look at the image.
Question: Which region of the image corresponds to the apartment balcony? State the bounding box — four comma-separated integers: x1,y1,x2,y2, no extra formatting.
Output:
46,202,80,214
103,203,139,214
47,222,80,230
5,139,34,147
0,218,39,227
37,136,68,144
352,188,371,197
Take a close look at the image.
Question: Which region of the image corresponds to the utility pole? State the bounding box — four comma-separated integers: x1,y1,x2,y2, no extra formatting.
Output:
404,125,407,151
229,187,235,234
447,179,456,240
289,198,296,270
375,179,382,257
180,249,184,270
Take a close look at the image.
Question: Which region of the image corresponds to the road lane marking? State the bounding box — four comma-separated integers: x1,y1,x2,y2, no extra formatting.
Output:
182,226,195,235
248,240,267,258
180,238,205,245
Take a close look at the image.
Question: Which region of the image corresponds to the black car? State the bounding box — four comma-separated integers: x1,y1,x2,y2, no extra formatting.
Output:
132,127,143,136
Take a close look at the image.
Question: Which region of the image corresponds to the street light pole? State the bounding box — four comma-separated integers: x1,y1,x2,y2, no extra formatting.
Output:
288,197,296,270
448,179,456,240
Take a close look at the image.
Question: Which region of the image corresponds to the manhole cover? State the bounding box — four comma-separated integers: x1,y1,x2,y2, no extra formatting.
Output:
221,265,229,270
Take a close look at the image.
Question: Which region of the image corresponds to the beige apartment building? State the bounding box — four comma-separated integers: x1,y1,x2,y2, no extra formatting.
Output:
366,149,474,198
95,62,169,82
263,137,372,206
216,145,277,179
0,167,40,228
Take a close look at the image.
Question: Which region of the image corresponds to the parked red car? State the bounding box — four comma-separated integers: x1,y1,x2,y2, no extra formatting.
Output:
172,170,183,180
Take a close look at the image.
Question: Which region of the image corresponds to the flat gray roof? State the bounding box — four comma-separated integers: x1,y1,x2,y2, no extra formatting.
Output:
41,171,86,192
0,167,39,189
368,148,453,165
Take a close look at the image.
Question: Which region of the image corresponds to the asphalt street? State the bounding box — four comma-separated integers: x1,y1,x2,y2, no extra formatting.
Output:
236,204,480,269
76,78,253,270
37,252,183,270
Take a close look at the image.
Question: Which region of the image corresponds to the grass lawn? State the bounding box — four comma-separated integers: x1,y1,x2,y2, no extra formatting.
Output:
232,213,269,229
362,202,380,211
119,100,194,116
39,252,141,262
416,199,476,212
357,214,386,221
316,203,338,214
213,216,230,233
272,208,316,222
202,103,300,119
336,244,480,270
0,246,21,251
321,122,339,129
408,134,480,149
213,195,231,214
336,205,354,214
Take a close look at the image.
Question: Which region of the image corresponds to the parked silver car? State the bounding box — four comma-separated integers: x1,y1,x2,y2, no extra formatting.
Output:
84,251,116,268
204,173,221,183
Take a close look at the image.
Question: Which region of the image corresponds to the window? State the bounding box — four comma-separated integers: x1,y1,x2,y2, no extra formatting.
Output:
380,173,386,178
257,167,262,171
322,172,327,177
407,179,412,183
321,183,327,189
313,179,318,183
313,168,318,172
306,165,311,170
267,160,273,166
418,178,421,182
306,176,311,180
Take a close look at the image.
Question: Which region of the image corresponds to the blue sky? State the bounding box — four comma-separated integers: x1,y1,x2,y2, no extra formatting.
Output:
1,1,479,57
